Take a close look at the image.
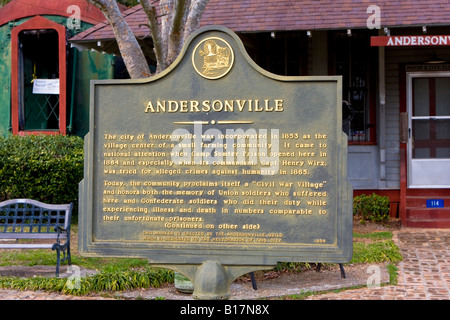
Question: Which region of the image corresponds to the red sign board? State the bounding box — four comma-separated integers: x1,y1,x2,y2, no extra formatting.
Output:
371,35,450,47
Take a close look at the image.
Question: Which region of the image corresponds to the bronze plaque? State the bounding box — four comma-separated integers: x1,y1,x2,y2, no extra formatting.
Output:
79,26,352,266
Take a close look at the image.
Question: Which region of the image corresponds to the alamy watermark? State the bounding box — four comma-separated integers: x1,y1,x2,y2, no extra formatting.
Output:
366,265,382,288
65,265,81,290
366,5,381,30
170,122,280,175
66,5,81,30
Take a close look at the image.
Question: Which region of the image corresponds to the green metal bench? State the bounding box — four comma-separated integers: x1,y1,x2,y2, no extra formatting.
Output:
0,199,73,277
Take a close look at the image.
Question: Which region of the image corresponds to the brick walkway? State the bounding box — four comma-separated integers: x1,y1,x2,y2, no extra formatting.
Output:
306,228,450,300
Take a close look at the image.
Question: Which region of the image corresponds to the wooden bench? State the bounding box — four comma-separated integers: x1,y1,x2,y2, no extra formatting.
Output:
0,199,73,277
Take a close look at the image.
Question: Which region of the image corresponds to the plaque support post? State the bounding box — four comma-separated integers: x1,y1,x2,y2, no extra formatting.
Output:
156,261,273,300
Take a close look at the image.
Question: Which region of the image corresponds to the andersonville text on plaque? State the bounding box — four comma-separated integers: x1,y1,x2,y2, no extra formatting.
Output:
79,26,353,267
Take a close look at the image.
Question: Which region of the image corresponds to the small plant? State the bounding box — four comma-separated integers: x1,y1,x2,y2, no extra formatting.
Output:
353,193,390,222
386,264,399,285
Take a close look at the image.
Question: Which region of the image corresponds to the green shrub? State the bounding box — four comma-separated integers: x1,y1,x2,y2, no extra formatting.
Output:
0,134,84,216
353,193,390,222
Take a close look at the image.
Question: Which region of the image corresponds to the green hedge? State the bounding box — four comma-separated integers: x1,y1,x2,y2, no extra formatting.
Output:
353,193,390,222
0,134,84,215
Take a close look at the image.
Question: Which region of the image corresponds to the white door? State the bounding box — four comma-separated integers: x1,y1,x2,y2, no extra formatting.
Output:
407,72,450,188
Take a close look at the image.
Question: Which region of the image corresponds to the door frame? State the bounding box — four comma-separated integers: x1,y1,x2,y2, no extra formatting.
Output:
406,71,450,188
11,16,67,135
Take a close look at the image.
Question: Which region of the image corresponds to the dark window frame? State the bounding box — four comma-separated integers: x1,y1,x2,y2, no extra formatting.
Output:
329,30,378,145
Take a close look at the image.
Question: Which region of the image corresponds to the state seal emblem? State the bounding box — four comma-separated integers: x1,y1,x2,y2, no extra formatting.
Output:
192,37,234,79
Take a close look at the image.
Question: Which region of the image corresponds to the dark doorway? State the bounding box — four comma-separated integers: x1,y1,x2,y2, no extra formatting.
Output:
18,29,60,130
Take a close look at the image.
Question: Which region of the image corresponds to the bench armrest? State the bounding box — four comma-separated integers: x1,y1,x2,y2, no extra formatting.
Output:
54,226,70,243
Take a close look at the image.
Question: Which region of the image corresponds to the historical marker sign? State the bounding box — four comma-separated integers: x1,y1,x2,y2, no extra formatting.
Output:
79,27,352,294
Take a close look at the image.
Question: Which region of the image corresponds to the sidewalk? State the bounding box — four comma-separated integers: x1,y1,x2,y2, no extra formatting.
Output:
306,228,450,300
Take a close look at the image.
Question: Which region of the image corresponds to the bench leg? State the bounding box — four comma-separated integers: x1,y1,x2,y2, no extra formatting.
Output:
55,248,61,277
67,245,72,266
52,243,71,277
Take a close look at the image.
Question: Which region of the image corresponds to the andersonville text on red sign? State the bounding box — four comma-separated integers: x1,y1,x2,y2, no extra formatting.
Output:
371,35,450,47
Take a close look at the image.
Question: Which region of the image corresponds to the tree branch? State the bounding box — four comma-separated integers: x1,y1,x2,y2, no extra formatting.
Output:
183,0,209,42
166,0,189,64
159,0,173,65
141,0,167,72
85,0,109,11
86,0,151,78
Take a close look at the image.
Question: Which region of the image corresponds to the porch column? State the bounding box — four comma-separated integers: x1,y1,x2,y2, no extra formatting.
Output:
378,29,387,188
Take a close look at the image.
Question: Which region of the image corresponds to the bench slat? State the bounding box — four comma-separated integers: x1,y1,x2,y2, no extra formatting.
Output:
0,233,65,239
0,243,53,249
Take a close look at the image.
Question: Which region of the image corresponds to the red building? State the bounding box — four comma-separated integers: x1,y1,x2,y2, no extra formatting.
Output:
0,0,122,137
